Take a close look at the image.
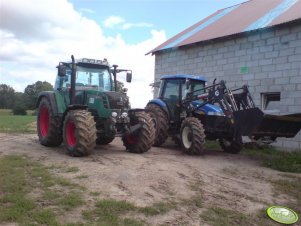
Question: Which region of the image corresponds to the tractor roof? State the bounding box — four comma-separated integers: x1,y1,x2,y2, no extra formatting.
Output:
161,74,207,82
60,58,110,67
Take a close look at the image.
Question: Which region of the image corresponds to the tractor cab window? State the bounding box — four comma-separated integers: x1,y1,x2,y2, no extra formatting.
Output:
55,68,71,90
162,79,183,122
162,79,181,101
190,80,205,96
75,66,112,91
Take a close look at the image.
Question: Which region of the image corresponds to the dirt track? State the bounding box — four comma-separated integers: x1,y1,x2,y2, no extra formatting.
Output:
0,133,297,225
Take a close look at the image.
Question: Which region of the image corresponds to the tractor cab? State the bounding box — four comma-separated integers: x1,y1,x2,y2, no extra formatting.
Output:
156,75,208,124
54,59,113,92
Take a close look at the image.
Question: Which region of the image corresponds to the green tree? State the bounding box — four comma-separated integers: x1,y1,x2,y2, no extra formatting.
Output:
12,92,27,115
24,81,53,110
0,84,15,109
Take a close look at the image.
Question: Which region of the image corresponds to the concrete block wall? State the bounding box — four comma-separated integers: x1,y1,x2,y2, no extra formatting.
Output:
153,22,301,150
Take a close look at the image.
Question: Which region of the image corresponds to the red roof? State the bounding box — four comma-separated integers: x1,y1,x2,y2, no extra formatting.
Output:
148,0,301,54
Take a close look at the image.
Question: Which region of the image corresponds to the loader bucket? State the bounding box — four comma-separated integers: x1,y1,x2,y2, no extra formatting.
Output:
233,107,264,136
251,113,301,139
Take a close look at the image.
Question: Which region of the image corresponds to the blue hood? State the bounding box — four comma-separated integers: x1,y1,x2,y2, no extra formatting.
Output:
191,100,223,114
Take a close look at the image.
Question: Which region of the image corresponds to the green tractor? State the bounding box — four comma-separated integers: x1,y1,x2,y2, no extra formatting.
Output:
36,55,155,156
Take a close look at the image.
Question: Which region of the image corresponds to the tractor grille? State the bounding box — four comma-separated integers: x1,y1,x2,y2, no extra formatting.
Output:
102,97,109,109
104,92,129,110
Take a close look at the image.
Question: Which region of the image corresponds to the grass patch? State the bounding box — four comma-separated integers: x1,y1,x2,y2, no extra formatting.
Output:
75,174,89,179
0,109,12,116
139,201,177,216
243,146,301,173
56,193,85,211
31,209,58,226
65,166,80,173
83,199,142,226
0,155,85,226
83,199,184,225
0,115,36,133
181,194,203,208
89,191,101,196
200,207,276,226
200,207,250,226
205,140,221,150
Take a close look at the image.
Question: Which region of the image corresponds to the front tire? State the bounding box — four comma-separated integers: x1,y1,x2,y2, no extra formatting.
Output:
122,112,155,153
145,103,169,146
180,117,205,155
63,110,97,157
37,97,62,147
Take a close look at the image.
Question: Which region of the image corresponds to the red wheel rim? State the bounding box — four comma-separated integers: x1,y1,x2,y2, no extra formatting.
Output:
126,135,137,144
66,120,76,147
39,106,49,138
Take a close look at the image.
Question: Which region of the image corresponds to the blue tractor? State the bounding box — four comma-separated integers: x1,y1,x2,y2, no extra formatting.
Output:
146,75,265,154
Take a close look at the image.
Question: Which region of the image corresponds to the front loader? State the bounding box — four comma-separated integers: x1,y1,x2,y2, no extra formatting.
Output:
146,75,301,154
37,55,155,156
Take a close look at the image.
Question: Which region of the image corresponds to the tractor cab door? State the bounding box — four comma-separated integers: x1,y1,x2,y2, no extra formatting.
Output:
61,69,72,106
55,68,72,106
161,79,185,124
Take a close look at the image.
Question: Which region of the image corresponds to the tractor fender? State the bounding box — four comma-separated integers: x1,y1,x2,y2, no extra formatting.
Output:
128,108,150,117
146,99,169,118
37,91,59,116
128,108,146,113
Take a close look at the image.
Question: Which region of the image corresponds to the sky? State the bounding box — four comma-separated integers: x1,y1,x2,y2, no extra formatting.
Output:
0,0,246,108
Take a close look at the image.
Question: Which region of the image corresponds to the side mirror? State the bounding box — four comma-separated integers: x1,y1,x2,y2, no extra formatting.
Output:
58,64,66,77
185,79,191,90
126,72,132,83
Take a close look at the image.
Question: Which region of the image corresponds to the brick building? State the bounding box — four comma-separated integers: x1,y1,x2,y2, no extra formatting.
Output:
148,0,301,149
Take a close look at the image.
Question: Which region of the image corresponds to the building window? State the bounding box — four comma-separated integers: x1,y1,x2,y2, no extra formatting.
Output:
261,92,280,111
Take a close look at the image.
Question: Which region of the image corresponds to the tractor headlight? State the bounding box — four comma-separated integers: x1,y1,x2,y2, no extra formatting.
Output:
208,112,225,116
111,112,118,117
121,112,128,118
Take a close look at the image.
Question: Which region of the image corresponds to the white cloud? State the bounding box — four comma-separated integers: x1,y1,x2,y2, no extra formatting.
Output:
103,15,153,31
122,22,153,30
80,8,95,14
103,16,125,28
0,0,166,108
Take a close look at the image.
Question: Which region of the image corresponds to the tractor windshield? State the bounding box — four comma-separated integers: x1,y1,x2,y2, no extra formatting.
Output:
75,66,112,91
190,80,205,96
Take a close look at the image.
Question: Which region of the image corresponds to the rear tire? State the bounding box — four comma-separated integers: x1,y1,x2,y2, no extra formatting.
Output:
63,110,96,157
180,117,205,155
219,138,242,154
145,103,169,146
37,97,62,147
122,112,155,153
